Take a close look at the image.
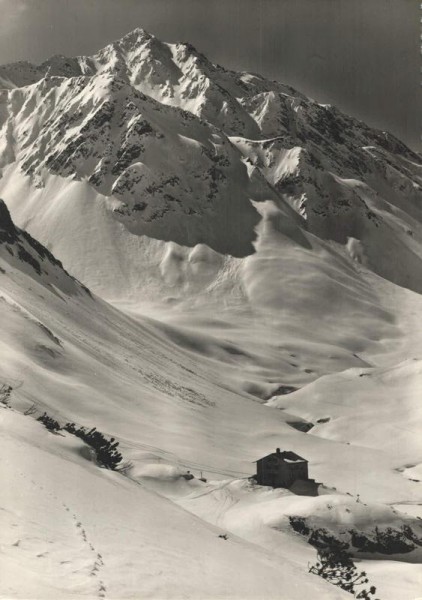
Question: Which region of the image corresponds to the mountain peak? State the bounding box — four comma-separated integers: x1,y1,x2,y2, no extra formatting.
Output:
119,27,156,47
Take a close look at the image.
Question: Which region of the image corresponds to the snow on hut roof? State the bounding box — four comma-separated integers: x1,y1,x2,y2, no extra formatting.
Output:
257,449,308,463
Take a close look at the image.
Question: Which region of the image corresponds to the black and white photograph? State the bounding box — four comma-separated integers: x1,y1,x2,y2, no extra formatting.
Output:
0,1,421,598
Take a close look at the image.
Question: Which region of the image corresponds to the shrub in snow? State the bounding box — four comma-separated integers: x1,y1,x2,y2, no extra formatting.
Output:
37,412,61,432
350,526,417,554
289,513,422,557
33,412,123,469
64,423,123,470
289,516,310,536
0,384,12,408
308,540,379,599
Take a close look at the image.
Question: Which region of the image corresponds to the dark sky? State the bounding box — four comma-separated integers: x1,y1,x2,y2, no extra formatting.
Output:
0,0,420,151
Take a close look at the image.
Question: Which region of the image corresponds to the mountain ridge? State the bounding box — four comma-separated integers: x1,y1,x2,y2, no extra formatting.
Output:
0,28,421,293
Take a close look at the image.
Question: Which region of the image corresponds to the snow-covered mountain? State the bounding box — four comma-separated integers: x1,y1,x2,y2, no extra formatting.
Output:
1,27,421,290
1,27,422,599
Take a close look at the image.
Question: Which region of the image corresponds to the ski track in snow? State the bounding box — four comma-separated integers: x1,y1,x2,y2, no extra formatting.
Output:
67,506,107,598
17,472,108,599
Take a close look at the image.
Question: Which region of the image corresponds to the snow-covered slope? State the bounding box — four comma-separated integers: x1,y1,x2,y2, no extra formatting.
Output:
2,409,351,600
2,177,422,597
0,195,386,598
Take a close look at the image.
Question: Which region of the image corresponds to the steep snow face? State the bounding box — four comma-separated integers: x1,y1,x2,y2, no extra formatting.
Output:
231,105,422,291
0,169,403,401
0,198,86,297
0,73,268,256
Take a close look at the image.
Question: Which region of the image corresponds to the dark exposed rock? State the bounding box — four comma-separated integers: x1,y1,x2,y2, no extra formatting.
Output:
0,199,17,244
287,421,314,433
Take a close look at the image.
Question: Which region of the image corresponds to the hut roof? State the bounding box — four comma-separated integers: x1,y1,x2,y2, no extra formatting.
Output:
257,449,308,464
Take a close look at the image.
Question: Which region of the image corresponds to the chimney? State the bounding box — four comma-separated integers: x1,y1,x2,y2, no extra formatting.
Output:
276,448,281,454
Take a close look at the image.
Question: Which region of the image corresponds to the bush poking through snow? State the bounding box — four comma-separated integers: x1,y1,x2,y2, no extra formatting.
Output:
289,514,422,556
308,541,379,599
0,384,12,408
289,516,310,536
290,517,379,598
64,423,123,470
37,412,61,432
34,412,123,470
